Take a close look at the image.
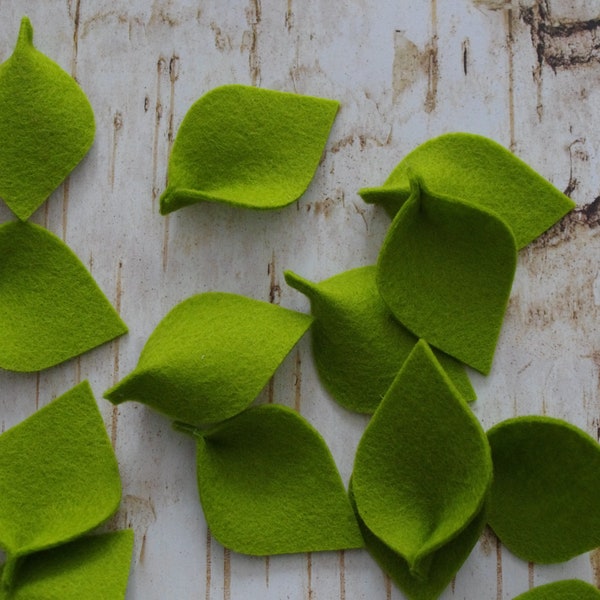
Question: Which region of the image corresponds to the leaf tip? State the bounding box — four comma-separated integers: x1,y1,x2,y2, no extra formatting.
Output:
17,16,34,49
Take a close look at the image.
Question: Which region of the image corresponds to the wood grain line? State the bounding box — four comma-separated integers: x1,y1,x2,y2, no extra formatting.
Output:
151,57,166,208
265,555,270,588
294,350,302,412
110,111,123,190
339,550,346,600
307,552,313,600
205,529,212,600
528,560,534,589
223,547,231,600
425,0,439,113
496,535,503,600
384,573,392,600
35,372,40,410
505,2,516,151
70,0,81,80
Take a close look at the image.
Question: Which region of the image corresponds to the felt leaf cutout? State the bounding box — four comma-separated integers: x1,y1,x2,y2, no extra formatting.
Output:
350,480,487,600
104,292,313,426
352,340,492,575
0,381,122,582
159,84,339,214
487,416,600,563
7,531,134,600
359,132,575,249
0,17,95,220
377,178,517,374
0,221,127,372
190,404,363,555
284,266,475,413
512,580,600,600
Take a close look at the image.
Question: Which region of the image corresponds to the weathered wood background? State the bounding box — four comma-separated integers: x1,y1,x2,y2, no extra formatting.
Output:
1,1,599,598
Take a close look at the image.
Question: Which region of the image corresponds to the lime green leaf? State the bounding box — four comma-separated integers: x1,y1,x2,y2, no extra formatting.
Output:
0,221,127,372
350,480,487,600
377,178,517,374
8,531,133,600
0,17,95,221
159,84,339,214
104,292,313,426
360,133,574,249
513,580,600,599
193,404,363,555
284,266,475,413
488,416,600,563
0,382,122,565
352,340,492,575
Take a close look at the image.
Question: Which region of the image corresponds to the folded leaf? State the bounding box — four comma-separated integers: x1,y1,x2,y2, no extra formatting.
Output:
512,580,600,599
284,266,475,413
104,292,313,426
0,382,122,567
488,416,600,563
159,84,339,214
0,17,95,221
359,133,574,249
191,404,363,555
352,340,492,575
350,480,487,600
0,221,127,372
8,531,134,600
376,178,517,374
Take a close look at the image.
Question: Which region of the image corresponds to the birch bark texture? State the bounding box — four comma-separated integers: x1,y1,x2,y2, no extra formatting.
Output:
1,1,599,599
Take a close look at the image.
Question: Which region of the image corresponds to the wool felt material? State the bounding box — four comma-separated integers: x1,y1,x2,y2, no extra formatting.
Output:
349,481,487,600
6,531,134,600
376,178,517,374
284,266,475,413
0,221,127,372
0,17,95,221
512,580,600,600
359,132,574,250
159,84,339,214
0,381,122,591
351,340,492,576
104,292,313,426
191,404,364,555
487,416,600,563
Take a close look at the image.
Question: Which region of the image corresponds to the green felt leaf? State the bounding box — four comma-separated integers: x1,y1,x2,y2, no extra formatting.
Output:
350,480,487,600
105,292,313,426
0,382,122,571
7,531,133,600
159,84,339,214
376,178,517,374
512,580,600,600
0,221,127,372
192,404,363,555
0,17,95,221
284,266,475,413
487,416,600,563
359,132,575,249
352,340,492,575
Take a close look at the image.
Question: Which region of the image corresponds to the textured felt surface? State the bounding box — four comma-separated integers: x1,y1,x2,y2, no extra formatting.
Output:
359,132,574,249
104,292,313,426
352,340,492,575
350,480,487,600
159,84,339,213
0,221,127,372
487,416,600,563
193,404,364,555
7,531,134,600
0,17,95,221
0,381,122,588
512,580,600,599
377,178,517,374
284,266,475,413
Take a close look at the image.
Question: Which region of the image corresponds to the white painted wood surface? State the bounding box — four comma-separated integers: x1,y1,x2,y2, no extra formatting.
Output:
1,1,599,598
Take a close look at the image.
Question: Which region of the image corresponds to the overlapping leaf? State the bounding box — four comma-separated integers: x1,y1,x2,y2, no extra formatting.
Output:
192,404,363,555
284,266,475,413
0,221,127,372
352,340,492,576
512,580,600,599
488,416,600,563
360,132,574,249
377,178,517,374
0,17,95,220
160,84,339,214
104,292,313,426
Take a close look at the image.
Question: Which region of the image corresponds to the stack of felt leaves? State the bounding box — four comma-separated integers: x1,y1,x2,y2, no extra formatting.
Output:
0,382,133,599
0,17,126,373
